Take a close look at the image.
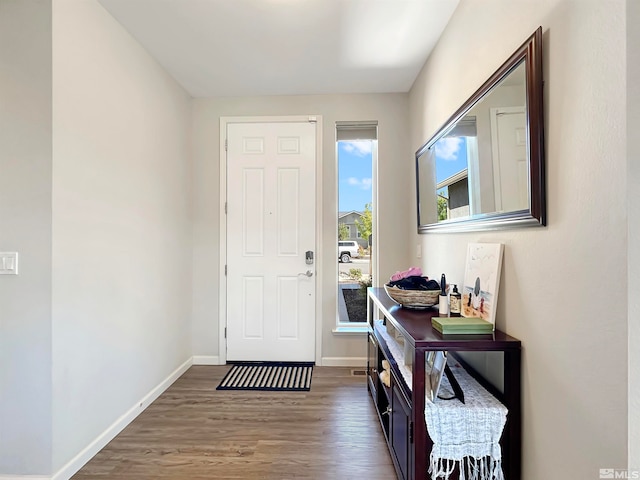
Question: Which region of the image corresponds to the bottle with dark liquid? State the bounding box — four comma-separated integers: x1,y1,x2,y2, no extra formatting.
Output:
450,284,461,316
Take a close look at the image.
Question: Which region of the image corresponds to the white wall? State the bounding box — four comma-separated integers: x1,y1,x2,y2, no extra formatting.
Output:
191,94,412,362
0,0,53,474
51,0,192,472
628,0,639,469
410,0,627,478
3,0,633,476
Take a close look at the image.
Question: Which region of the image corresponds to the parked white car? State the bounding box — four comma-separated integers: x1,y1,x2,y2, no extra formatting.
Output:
338,241,360,263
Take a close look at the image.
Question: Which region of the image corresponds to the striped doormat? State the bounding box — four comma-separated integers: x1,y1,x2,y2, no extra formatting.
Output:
216,362,314,391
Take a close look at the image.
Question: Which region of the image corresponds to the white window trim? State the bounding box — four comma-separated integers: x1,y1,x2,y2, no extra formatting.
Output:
335,127,377,330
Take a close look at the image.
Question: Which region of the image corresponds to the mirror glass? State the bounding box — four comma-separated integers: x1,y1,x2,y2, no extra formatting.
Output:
416,28,545,233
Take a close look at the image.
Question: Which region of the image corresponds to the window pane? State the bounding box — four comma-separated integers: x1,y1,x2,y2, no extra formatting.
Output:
337,136,374,324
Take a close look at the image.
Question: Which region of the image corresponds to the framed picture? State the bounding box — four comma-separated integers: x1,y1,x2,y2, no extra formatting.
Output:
425,351,447,402
461,243,504,329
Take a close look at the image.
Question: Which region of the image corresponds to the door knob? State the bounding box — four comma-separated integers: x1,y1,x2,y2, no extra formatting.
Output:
298,270,313,277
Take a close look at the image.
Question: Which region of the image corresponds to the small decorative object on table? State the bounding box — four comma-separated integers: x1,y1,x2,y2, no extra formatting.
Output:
461,243,504,330
384,267,444,309
438,273,448,315
425,351,447,402
431,316,494,335
449,284,462,316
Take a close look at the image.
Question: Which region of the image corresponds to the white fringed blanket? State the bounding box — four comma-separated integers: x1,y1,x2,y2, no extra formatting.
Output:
375,321,507,480
425,363,507,480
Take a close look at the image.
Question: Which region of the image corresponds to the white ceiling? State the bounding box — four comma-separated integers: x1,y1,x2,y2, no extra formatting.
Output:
97,0,459,98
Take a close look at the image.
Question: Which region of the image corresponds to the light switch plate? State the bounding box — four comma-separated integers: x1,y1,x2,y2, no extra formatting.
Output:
0,252,18,275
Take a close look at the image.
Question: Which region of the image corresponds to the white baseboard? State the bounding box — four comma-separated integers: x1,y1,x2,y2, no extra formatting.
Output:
321,356,367,367
51,357,193,480
192,355,221,365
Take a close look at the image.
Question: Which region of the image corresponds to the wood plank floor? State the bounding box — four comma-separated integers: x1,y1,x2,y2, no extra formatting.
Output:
72,365,397,480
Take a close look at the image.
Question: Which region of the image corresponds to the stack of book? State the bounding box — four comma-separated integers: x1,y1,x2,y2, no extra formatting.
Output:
431,316,493,334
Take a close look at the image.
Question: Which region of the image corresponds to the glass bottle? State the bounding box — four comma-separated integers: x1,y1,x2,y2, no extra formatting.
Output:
450,284,462,316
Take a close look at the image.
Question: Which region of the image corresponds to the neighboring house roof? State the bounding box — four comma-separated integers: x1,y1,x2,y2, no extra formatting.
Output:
436,169,468,190
338,210,363,220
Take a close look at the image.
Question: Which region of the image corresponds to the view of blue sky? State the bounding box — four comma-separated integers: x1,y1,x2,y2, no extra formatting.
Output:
435,136,468,183
338,137,467,208
338,140,373,212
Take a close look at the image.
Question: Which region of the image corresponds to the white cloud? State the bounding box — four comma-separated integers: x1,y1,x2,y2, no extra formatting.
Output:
342,140,373,156
434,137,462,161
347,177,372,190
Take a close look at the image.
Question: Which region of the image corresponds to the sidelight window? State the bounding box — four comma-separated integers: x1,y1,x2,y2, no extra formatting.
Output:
336,122,377,326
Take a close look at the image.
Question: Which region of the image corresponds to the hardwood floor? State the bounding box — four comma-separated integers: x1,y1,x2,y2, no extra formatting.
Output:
72,365,397,480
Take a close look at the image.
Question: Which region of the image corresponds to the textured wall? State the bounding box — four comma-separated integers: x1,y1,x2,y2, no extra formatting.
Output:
410,0,627,477
52,0,192,471
0,0,53,474
628,0,639,469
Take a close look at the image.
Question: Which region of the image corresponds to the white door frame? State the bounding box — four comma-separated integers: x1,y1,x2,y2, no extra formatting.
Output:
219,115,323,365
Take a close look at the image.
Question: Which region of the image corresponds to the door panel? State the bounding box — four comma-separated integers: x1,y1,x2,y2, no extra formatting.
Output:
242,276,264,338
277,276,299,339
277,168,299,255
242,169,264,255
491,107,527,212
226,121,316,362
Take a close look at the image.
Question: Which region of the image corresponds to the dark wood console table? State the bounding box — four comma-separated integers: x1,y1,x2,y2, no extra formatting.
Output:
366,287,522,480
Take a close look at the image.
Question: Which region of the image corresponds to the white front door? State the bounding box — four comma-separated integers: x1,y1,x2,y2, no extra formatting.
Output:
225,121,316,362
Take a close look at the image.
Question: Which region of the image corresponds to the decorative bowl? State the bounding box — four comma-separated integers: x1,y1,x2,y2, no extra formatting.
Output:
384,284,442,309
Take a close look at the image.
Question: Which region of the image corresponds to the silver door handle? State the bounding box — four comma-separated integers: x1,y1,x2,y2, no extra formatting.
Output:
298,270,313,277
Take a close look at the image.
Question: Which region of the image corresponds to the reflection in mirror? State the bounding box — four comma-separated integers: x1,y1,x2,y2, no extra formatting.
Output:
434,62,526,222
416,28,545,233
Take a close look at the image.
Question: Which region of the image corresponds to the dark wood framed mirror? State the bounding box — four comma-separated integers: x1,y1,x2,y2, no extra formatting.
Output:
416,27,545,233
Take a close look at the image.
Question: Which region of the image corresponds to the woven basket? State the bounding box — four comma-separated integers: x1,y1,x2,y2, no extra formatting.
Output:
384,284,441,309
